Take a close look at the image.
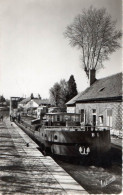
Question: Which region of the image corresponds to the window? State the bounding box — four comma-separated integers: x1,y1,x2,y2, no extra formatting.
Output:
107,109,112,116
57,115,60,121
60,115,63,121
92,109,96,114
92,109,96,129
54,135,57,140
99,115,103,125
99,87,105,92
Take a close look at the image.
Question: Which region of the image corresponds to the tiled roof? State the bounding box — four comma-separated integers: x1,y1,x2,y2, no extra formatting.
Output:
66,72,122,105
33,99,50,105
66,92,83,105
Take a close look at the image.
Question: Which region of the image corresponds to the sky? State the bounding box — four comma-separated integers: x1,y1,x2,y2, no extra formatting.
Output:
0,0,122,99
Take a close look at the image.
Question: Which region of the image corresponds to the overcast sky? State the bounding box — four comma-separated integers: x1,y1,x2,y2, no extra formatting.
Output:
0,0,122,99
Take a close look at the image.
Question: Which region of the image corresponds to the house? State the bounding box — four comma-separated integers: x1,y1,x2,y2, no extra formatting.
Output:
26,98,51,118
18,97,51,117
37,106,48,119
66,70,122,135
19,98,50,109
18,97,31,109
48,107,61,113
66,93,83,113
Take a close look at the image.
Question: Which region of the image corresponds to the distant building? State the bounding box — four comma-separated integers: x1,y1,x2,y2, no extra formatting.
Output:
18,97,31,108
66,71,122,136
32,99,50,118
18,97,51,117
26,98,50,109
48,107,61,113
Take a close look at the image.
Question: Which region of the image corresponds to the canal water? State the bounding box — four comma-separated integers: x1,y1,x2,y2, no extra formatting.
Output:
54,158,122,194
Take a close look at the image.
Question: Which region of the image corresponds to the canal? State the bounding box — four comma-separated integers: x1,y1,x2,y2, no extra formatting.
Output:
8,114,122,194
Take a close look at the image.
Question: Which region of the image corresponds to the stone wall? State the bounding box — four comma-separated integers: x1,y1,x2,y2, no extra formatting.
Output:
75,102,122,132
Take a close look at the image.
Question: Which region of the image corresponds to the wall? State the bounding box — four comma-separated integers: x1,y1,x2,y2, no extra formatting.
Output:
26,100,38,109
75,102,122,131
67,106,75,113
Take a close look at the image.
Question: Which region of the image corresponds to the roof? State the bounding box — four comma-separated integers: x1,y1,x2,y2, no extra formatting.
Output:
19,97,31,104
66,72,122,105
46,112,80,116
19,97,50,105
66,92,84,105
33,99,50,105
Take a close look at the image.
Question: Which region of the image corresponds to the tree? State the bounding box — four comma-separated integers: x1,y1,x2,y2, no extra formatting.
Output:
64,6,122,78
67,75,78,101
0,95,5,102
38,94,41,99
30,93,34,99
0,95,6,106
50,82,61,107
49,77,78,109
6,99,10,106
59,79,69,108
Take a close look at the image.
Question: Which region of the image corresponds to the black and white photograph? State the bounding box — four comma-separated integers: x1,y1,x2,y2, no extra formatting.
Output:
0,0,122,194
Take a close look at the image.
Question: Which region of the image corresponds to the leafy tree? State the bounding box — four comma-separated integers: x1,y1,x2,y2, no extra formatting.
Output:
49,77,78,109
59,79,69,108
50,82,61,107
30,93,34,99
64,6,122,78
6,99,10,106
38,94,41,99
67,75,78,101
0,95,5,102
0,95,6,106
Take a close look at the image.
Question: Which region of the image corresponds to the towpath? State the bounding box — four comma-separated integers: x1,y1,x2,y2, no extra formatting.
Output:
0,117,88,195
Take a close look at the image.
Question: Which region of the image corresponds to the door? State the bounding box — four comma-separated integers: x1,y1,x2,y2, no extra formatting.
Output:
93,115,96,130
80,109,85,123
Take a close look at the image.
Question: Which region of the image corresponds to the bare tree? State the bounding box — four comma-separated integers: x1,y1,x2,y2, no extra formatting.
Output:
64,6,122,77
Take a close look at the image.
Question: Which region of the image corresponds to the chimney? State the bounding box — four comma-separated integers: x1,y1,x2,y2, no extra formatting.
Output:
89,69,96,86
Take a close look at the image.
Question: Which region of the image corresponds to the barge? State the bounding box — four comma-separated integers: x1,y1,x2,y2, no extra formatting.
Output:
10,97,111,162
